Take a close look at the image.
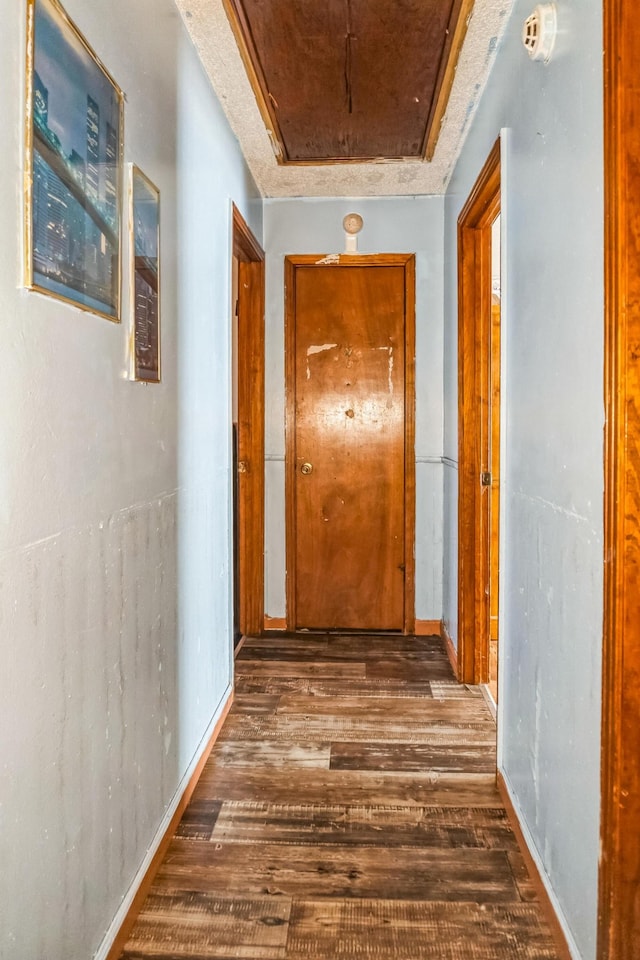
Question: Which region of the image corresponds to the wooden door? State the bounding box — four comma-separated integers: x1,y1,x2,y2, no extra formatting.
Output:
232,205,265,639
285,255,415,632
457,140,501,685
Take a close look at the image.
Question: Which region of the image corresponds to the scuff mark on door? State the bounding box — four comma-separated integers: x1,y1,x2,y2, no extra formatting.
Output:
306,343,338,380
377,345,394,394
307,344,338,356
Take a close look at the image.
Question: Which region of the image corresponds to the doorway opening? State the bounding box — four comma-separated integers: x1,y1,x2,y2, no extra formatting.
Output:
457,139,501,687
231,204,265,641
284,254,416,634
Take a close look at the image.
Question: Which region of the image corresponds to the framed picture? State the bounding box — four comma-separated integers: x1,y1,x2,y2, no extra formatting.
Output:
25,0,124,321
129,165,160,382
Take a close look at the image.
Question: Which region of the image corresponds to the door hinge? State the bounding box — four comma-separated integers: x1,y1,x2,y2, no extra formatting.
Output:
481,471,492,487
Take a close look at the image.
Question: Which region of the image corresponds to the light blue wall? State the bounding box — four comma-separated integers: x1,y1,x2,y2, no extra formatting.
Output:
263,197,445,624
443,3,603,958
0,3,261,958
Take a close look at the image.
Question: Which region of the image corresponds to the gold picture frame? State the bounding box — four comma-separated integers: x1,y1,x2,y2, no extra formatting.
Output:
25,0,124,321
128,165,161,382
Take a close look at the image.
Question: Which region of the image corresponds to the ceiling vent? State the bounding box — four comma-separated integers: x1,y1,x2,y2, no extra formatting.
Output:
522,3,557,62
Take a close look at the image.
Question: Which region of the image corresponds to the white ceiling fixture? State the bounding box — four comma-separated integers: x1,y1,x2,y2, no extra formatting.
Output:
343,213,364,254
522,3,558,62
174,0,515,198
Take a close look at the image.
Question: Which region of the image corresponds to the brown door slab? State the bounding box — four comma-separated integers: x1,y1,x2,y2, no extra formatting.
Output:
285,255,415,632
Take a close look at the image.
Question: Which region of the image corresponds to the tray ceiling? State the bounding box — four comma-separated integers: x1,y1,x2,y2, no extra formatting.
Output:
174,0,514,196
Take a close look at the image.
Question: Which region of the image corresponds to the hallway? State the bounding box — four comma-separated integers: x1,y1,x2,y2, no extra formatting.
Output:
120,634,561,959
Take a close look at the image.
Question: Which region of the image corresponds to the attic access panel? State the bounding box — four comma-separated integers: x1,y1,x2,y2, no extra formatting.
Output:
224,0,472,164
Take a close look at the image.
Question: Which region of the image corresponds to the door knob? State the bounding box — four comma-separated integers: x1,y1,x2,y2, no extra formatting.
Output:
300,462,313,475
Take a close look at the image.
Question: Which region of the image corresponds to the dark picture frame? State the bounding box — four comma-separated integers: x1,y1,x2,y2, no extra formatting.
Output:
129,165,160,382
25,0,124,321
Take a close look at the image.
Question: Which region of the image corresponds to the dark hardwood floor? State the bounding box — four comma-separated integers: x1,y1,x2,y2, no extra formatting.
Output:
121,633,561,959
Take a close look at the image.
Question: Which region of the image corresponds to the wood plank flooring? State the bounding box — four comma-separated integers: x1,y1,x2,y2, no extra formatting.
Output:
120,633,561,959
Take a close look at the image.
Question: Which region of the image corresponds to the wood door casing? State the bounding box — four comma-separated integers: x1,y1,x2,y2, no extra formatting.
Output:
285,255,415,633
457,140,501,685
599,0,640,954
232,204,265,639
488,294,501,700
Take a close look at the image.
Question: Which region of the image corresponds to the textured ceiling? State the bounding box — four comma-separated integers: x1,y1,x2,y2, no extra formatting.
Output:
174,0,514,197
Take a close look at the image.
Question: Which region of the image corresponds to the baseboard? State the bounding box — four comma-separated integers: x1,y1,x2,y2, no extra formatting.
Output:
234,635,247,656
480,684,497,721
96,688,234,960
496,771,578,960
263,615,287,631
415,619,442,636
441,621,458,679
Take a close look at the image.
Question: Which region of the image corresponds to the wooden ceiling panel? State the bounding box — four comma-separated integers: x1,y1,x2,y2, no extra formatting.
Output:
223,0,472,164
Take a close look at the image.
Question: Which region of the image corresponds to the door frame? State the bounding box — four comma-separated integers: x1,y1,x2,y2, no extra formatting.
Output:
599,1,640,954
457,139,501,684
284,254,416,634
232,204,265,638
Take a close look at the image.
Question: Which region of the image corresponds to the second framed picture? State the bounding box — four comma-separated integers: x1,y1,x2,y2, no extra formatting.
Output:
129,165,160,382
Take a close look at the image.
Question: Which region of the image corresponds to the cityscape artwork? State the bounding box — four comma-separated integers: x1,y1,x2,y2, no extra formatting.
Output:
130,166,160,382
27,0,123,320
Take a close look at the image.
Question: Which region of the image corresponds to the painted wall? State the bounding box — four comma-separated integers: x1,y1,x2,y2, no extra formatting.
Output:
442,3,603,957
263,197,444,624
0,2,261,958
